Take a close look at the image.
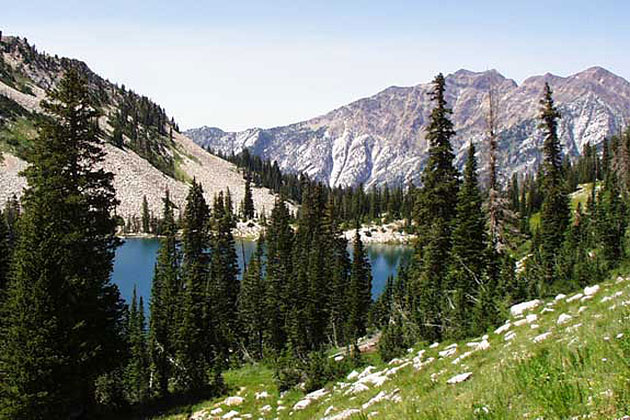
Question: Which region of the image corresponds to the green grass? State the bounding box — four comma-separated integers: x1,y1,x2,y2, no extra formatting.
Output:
0,116,38,158
155,265,630,419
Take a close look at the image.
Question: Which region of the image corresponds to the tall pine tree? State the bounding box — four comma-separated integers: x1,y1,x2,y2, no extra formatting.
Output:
412,73,459,340
538,83,570,291
0,68,126,418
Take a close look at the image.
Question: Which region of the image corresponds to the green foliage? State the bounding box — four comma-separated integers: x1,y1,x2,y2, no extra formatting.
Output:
0,68,126,418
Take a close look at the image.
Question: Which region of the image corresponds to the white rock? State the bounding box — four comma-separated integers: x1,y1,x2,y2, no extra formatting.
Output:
334,355,344,362
324,408,361,420
224,396,244,406
388,358,404,366
510,299,541,317
222,410,240,419
452,351,474,364
566,293,584,303
533,332,551,343
346,370,359,381
444,343,458,350
293,398,311,410
601,296,613,303
324,405,335,416
305,388,328,401
514,319,528,327
617,333,624,339
345,382,370,395
259,405,272,413
429,342,439,348
357,366,376,379
526,314,538,323
555,293,567,301
584,284,600,296
541,308,555,313
531,324,540,329
557,313,573,325
504,331,516,341
446,372,472,384
567,323,582,332
439,347,457,358
210,407,223,415
482,334,489,340
581,295,593,302
495,323,511,334
255,391,269,400
477,339,490,350
578,306,587,313
362,391,388,409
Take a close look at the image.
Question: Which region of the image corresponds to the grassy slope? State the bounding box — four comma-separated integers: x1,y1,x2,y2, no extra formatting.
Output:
157,264,630,420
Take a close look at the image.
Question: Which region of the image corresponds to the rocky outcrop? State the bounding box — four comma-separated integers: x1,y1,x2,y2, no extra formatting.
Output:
188,67,630,189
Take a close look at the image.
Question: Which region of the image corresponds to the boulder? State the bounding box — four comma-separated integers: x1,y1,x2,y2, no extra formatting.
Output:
222,410,239,419
533,332,551,343
255,391,269,400
557,313,573,325
510,299,541,317
584,284,600,296
446,372,472,384
224,396,244,406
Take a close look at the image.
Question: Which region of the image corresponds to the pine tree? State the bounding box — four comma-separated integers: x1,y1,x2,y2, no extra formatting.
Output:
264,195,294,353
125,287,149,405
0,68,126,418
0,210,9,294
141,195,150,233
210,191,240,365
538,83,570,291
174,180,213,394
324,195,351,346
412,73,459,340
238,235,267,360
242,172,255,220
148,190,179,399
445,143,486,338
347,227,372,342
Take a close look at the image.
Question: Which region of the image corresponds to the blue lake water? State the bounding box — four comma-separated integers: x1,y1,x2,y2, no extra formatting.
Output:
111,238,413,308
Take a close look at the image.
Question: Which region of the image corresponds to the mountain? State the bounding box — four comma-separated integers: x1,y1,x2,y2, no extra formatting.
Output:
187,67,630,189
0,34,280,218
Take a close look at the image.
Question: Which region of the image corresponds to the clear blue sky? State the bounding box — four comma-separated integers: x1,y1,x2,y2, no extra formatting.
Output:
3,0,628,131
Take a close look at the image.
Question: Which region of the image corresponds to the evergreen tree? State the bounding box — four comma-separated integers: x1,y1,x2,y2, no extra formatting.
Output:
210,191,240,365
0,68,126,418
0,210,9,294
148,190,179,399
238,235,267,360
125,287,149,405
141,195,150,233
445,143,486,338
264,195,294,353
538,83,570,290
324,195,351,346
347,227,372,342
412,73,459,340
242,172,255,220
175,180,214,394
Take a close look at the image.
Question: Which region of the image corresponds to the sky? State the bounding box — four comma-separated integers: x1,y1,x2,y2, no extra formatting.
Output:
3,0,629,131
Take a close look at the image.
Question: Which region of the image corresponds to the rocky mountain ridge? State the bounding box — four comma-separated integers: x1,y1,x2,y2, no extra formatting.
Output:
0,34,281,219
187,67,630,188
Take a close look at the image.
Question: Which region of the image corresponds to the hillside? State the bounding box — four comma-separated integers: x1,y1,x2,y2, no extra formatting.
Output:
187,67,630,189
0,34,280,219
160,267,630,420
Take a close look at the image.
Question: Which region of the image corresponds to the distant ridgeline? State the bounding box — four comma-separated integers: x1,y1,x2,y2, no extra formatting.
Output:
211,147,416,227
0,34,179,178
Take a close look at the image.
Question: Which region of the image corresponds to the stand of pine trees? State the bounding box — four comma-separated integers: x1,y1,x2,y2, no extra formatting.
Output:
378,78,630,362
3,67,630,417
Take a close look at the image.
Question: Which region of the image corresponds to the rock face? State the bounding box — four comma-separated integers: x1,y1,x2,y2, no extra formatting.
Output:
188,67,630,189
0,35,281,218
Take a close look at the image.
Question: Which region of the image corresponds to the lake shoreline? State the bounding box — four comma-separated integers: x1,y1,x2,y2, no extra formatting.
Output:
118,220,416,245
